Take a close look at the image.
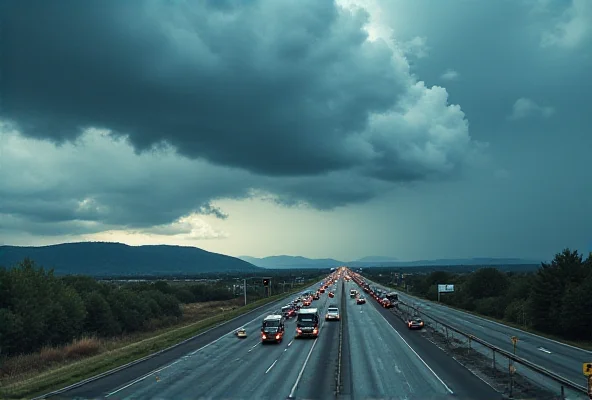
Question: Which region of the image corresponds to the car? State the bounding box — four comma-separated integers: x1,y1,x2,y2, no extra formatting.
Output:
381,298,394,308
325,306,340,321
356,297,366,304
407,316,424,330
236,328,247,338
282,305,295,318
328,292,335,298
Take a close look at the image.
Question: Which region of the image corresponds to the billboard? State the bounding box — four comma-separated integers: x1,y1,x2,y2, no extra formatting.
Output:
437,284,454,293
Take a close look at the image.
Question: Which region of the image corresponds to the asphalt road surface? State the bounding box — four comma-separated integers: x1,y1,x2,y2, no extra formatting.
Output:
48,277,501,400
365,277,592,391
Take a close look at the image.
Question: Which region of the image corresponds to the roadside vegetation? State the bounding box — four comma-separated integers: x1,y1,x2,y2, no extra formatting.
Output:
0,258,319,398
367,248,592,345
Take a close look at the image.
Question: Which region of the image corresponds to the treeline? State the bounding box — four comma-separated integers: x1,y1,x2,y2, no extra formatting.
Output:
403,249,592,341
0,258,237,356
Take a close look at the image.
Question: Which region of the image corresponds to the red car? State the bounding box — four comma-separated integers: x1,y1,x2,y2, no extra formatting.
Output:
328,292,335,298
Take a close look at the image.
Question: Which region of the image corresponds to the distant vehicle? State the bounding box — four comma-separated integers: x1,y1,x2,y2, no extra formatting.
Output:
296,308,320,338
319,288,326,294
313,292,320,300
328,292,335,298
386,292,399,305
261,315,285,343
350,289,357,298
356,297,366,304
236,328,247,338
325,305,340,321
303,298,312,307
381,298,394,308
407,316,424,330
282,305,295,318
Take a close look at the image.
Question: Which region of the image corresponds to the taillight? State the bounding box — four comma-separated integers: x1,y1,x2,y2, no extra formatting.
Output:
297,328,302,333
275,334,281,339
262,334,267,339
313,328,318,334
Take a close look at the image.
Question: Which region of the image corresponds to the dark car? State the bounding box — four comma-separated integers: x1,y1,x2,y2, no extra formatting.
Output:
356,297,366,304
282,305,295,318
407,316,424,330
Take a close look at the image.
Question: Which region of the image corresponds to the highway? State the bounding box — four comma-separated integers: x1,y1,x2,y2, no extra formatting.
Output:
46,275,501,399
364,276,591,390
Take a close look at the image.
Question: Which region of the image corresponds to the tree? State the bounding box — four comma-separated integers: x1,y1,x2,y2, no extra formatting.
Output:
529,249,585,334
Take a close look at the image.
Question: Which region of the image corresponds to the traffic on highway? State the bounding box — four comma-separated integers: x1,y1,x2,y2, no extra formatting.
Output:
48,268,503,399
358,273,592,397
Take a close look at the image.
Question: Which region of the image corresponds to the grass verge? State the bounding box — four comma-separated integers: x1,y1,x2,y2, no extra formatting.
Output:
0,284,312,399
372,281,592,351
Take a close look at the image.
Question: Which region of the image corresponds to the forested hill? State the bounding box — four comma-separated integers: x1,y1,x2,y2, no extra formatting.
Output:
0,242,261,276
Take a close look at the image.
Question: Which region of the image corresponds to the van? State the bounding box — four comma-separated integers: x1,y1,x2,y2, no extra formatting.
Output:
261,315,285,343
295,308,319,338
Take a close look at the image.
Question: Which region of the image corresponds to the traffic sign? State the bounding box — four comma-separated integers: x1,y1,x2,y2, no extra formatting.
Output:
511,336,519,345
584,362,592,376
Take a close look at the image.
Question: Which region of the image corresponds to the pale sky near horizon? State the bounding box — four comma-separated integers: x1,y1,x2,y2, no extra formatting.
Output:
1,0,590,261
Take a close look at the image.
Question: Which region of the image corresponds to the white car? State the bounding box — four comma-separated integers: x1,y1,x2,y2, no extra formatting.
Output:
325,306,340,321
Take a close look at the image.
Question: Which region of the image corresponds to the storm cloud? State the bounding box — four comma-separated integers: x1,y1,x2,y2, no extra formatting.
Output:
1,0,590,260
2,0,477,178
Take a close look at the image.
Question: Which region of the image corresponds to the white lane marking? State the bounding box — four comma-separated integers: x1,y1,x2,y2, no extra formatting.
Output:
288,340,294,347
265,359,278,374
248,343,259,352
376,311,454,394
288,305,330,398
105,359,182,396
288,337,320,398
105,282,323,397
538,347,552,354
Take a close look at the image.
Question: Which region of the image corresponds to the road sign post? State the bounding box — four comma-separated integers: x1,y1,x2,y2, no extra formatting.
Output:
437,284,454,302
584,363,592,399
511,336,519,355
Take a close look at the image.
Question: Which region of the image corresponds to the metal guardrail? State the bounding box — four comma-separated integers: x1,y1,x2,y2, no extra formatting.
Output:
351,276,589,399
397,300,588,398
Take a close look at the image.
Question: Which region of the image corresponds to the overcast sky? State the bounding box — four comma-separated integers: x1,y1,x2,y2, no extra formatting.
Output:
1,0,590,261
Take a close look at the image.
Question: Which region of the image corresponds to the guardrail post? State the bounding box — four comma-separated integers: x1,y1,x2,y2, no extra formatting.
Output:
560,384,564,399
492,349,496,376
467,337,471,355
445,326,449,341
509,358,514,398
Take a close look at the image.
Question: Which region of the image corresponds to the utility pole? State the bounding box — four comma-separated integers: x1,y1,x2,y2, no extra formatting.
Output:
243,278,247,306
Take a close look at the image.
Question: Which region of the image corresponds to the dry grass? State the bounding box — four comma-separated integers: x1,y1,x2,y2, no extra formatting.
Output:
0,292,300,399
0,299,239,385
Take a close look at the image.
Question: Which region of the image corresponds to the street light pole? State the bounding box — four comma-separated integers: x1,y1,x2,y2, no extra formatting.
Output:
244,278,247,306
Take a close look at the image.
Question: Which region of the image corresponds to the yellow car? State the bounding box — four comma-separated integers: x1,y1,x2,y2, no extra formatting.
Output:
236,328,247,338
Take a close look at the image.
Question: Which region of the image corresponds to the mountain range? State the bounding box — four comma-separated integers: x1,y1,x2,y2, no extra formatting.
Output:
239,255,542,269
0,242,542,276
0,242,260,276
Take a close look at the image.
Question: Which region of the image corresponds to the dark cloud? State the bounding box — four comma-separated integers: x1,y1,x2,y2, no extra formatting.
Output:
1,0,476,182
